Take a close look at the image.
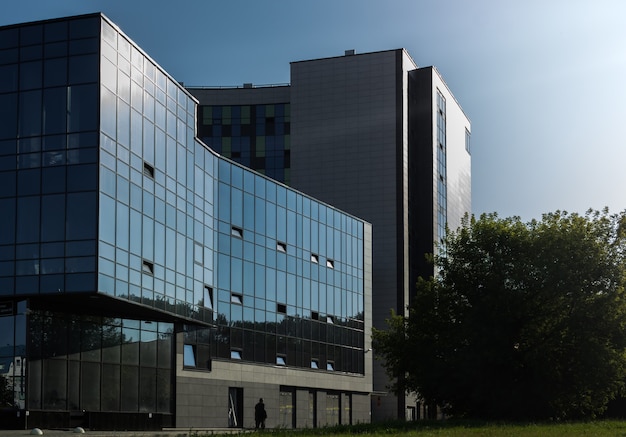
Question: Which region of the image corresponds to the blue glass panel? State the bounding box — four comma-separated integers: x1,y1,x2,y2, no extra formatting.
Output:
67,164,97,192
16,196,40,243
42,87,66,135
217,254,230,289
117,100,131,147
218,182,230,222
231,188,242,228
41,194,66,242
0,199,15,244
19,60,42,90
19,90,41,137
0,93,17,140
129,209,142,255
68,84,98,132
265,204,276,238
0,27,18,49
44,20,68,42
231,258,242,293
69,38,99,56
21,44,42,61
69,16,100,39
100,194,116,245
16,168,39,195
66,192,96,240
277,207,286,241
44,58,67,87
142,216,154,260
44,41,66,58
0,47,18,65
100,87,117,139
0,171,15,198
0,64,17,93
115,202,130,250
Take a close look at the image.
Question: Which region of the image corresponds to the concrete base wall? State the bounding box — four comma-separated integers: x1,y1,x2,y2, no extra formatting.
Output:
175,353,371,429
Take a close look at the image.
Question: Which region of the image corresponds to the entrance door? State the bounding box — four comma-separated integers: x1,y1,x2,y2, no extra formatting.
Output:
228,387,243,428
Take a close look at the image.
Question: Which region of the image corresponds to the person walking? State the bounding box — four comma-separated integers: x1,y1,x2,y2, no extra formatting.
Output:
254,398,267,429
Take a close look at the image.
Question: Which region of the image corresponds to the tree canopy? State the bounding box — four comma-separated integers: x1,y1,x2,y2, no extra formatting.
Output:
373,209,626,420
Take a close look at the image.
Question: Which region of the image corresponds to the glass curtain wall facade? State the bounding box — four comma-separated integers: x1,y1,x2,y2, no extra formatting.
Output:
0,14,370,430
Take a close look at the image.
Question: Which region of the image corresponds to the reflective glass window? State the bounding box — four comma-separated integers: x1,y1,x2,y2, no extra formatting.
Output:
19,60,42,90
0,28,18,49
19,90,42,137
66,192,96,240
16,196,40,243
0,93,17,140
0,64,18,93
44,21,68,42
41,194,66,242
43,87,66,135
69,37,98,56
69,17,99,39
68,84,98,132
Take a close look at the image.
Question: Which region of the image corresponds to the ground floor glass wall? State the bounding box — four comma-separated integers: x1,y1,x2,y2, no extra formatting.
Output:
26,309,173,413
0,300,27,410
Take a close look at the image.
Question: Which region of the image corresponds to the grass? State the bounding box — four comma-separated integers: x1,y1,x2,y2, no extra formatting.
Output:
203,420,626,437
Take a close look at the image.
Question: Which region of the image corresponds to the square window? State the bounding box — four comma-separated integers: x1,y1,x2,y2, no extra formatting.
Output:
277,303,286,314
326,259,334,269
277,241,286,253
231,293,242,305
230,350,242,360
311,359,319,369
326,315,334,325
276,355,286,366
326,361,335,371
311,311,319,320
142,260,154,275
231,226,243,239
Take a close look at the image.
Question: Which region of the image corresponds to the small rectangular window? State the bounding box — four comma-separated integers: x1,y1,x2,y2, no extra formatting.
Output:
465,128,471,154
231,293,242,305
203,286,213,310
231,226,243,238
143,161,155,178
230,350,242,360
311,311,319,320
276,355,286,366
183,344,196,367
326,315,334,324
277,241,287,253
277,303,287,314
311,359,319,369
311,253,319,263
142,260,154,275
326,361,335,371
326,259,334,269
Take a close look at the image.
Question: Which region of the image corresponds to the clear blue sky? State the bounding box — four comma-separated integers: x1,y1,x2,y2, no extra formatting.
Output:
3,0,625,221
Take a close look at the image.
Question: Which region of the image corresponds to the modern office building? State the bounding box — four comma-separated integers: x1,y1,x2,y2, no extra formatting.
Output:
189,49,471,421
0,14,373,431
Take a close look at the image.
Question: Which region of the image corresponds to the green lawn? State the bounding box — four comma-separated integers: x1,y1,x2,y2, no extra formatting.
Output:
228,421,626,437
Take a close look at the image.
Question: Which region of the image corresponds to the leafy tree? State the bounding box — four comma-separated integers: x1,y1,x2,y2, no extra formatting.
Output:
373,209,626,420
0,374,13,408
